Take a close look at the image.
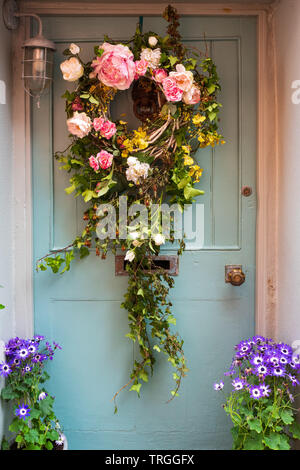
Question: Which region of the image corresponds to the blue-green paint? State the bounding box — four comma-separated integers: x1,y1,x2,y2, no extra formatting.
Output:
32,16,257,450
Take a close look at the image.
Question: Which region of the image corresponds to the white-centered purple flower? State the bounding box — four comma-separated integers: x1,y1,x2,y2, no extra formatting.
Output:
17,348,29,360
250,386,262,400
255,364,269,376
272,366,285,377
214,381,224,391
288,375,299,387
250,355,264,366
260,383,271,397
278,344,293,356
15,404,31,420
0,362,11,377
232,378,245,391
38,392,48,401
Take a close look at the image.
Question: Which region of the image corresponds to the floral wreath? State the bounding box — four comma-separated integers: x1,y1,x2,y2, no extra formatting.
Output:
38,6,224,410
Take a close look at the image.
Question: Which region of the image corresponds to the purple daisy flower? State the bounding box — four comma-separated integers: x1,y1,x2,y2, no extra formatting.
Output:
288,375,299,387
12,357,21,367
33,335,45,342
250,355,264,366
53,341,62,350
252,335,266,344
15,404,31,421
0,362,11,377
279,356,288,365
232,378,245,391
272,366,285,377
38,391,48,401
23,365,32,373
32,353,47,363
214,381,224,391
278,344,293,357
260,383,271,397
267,355,280,366
27,344,37,355
250,386,262,400
16,347,29,360
255,364,269,376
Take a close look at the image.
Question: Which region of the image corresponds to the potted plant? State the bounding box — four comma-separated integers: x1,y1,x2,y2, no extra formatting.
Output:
0,335,67,450
214,335,300,450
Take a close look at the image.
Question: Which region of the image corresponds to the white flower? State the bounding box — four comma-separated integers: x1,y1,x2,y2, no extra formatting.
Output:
128,231,140,241
38,392,47,401
60,57,84,81
125,250,135,262
153,233,165,246
126,157,150,185
132,239,142,247
148,36,158,47
69,43,80,55
140,48,161,69
67,112,92,138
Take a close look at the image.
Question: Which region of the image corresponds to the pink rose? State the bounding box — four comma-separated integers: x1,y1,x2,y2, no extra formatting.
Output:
162,76,183,102
67,112,92,138
182,85,201,105
91,42,135,90
89,155,99,171
169,64,194,92
135,60,148,77
153,68,168,83
97,150,113,169
93,117,104,131
100,120,116,139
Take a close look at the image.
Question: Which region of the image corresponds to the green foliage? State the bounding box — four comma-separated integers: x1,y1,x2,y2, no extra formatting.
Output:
1,339,63,450
223,376,300,450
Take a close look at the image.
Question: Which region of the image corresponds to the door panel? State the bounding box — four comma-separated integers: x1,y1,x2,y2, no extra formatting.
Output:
33,15,257,450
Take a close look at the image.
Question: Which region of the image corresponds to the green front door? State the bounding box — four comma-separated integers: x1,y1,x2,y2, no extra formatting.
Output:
32,15,257,450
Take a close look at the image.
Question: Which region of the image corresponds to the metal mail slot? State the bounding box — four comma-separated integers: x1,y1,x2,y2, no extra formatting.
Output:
115,255,179,276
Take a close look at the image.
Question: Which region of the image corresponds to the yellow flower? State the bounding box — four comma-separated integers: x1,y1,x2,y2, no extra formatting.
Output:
119,120,127,125
122,150,129,158
182,145,191,155
192,114,206,126
183,156,194,166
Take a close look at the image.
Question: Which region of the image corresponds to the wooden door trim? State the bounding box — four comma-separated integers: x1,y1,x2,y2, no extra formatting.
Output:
12,3,278,338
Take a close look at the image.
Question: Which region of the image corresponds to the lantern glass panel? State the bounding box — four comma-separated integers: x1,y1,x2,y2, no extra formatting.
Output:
23,47,53,97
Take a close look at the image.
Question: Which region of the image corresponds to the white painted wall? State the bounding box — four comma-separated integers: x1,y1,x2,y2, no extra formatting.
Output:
0,0,14,442
275,0,300,349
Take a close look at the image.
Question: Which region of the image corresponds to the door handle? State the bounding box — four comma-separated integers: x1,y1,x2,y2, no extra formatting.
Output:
225,265,246,286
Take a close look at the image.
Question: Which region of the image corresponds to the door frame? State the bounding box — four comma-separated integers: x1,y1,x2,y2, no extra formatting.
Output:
11,2,278,338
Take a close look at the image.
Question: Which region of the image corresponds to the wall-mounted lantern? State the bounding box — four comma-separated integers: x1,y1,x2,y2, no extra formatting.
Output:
3,0,56,107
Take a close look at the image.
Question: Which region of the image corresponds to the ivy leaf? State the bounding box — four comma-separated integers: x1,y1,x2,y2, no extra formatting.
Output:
139,370,148,382
153,345,161,352
65,184,76,195
0,304,4,310
167,314,176,325
183,185,204,200
169,56,178,67
177,176,190,190
129,383,142,396
137,288,144,297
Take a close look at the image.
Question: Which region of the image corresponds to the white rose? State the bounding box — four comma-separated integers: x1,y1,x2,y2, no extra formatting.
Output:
69,43,80,55
140,48,161,69
148,36,158,47
126,157,150,185
153,233,165,246
128,231,140,241
67,112,92,139
60,57,84,81
125,250,135,262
